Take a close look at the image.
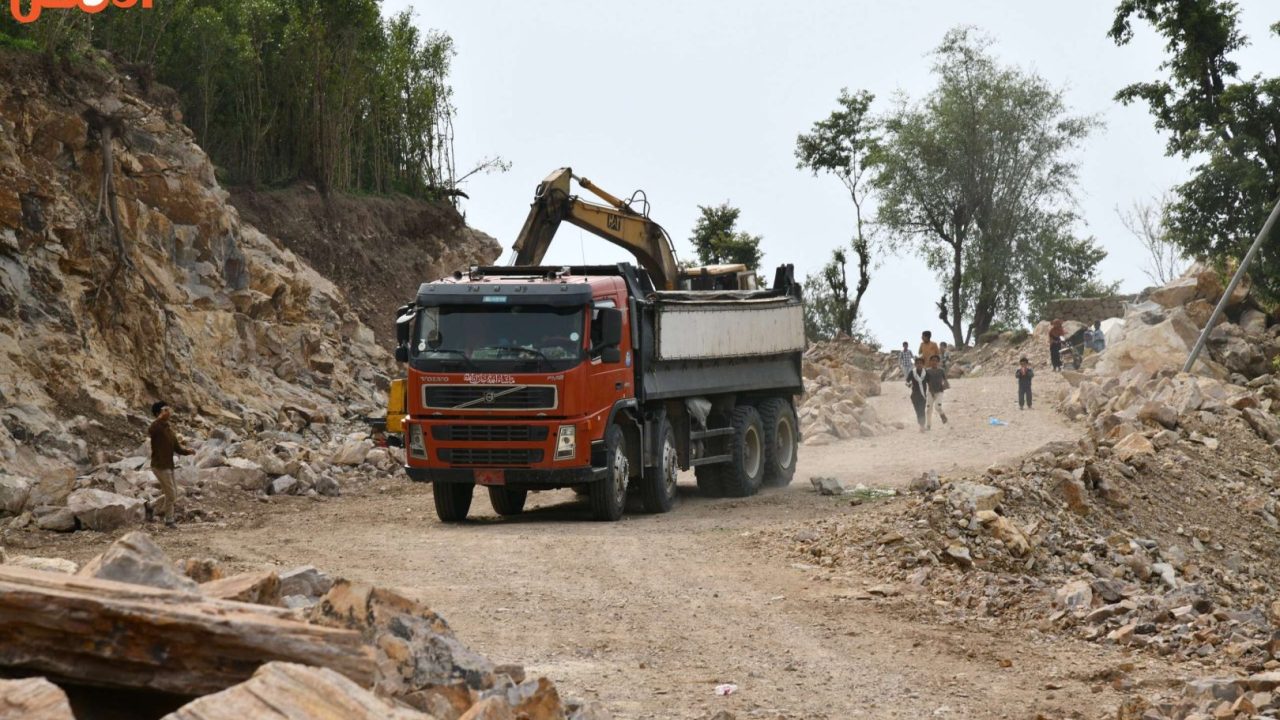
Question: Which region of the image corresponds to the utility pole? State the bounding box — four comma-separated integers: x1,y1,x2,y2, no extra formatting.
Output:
1183,194,1280,373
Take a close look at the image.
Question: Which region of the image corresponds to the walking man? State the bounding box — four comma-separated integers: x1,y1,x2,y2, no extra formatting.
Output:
906,356,929,432
898,342,914,378
939,341,952,374
1016,357,1034,410
149,401,194,528
918,331,940,371
924,354,950,429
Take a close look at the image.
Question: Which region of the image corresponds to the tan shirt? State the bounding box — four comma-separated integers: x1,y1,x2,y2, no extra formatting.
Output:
918,341,941,364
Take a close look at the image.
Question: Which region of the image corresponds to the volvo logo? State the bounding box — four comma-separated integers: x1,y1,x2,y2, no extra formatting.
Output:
481,392,497,404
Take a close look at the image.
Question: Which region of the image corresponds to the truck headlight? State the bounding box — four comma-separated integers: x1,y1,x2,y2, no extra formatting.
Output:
555,425,576,460
408,423,427,459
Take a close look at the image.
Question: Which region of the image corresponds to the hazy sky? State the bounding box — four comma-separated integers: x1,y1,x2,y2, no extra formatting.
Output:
384,0,1278,346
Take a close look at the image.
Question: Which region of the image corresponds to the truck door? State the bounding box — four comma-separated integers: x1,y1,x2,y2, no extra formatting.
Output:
589,296,634,408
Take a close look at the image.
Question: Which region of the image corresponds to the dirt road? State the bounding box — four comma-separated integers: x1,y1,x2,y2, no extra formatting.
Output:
35,375,1171,718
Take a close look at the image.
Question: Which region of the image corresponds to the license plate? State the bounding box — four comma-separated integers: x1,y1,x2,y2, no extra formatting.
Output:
474,469,505,486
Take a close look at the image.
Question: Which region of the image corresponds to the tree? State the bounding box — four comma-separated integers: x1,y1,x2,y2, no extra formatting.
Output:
1117,195,1187,285
795,88,877,331
871,28,1105,345
802,248,869,341
688,203,763,271
1110,1,1280,300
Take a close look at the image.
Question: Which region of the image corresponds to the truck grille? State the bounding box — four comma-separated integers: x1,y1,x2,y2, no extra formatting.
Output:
423,385,556,410
438,448,544,466
431,425,550,442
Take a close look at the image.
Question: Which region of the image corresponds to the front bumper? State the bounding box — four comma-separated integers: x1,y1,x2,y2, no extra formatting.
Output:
403,465,607,488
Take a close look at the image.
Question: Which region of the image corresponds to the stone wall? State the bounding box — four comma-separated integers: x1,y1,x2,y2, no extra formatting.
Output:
1042,295,1139,325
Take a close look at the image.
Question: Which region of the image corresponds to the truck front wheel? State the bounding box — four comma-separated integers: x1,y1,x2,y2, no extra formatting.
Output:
488,487,527,516
589,425,628,521
721,405,765,498
640,417,678,514
759,398,799,487
433,482,474,523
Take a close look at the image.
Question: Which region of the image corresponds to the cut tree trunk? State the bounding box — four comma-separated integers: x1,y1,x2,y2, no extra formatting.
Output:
0,566,374,697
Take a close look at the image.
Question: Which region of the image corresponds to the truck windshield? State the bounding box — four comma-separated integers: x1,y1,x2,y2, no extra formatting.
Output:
413,305,586,372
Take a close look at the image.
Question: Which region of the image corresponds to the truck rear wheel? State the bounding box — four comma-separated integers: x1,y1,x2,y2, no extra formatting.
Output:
721,405,765,498
640,417,678,514
433,482,474,523
759,398,799,487
589,425,628,521
488,487,527,516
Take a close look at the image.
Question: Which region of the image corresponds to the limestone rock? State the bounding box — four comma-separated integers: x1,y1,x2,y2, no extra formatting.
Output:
309,580,496,696
1241,308,1269,335
1243,408,1280,443
268,475,299,496
1149,275,1200,308
279,565,334,599
200,571,281,606
809,477,846,496
331,439,374,466
200,465,268,492
0,475,31,516
1054,580,1093,612
66,489,144,532
948,482,1003,513
77,531,198,592
0,677,75,719
3,555,79,574
1113,433,1155,463
33,506,77,532
1136,401,1178,429
163,662,428,720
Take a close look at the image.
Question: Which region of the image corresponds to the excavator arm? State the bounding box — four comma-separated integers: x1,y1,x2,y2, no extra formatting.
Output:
511,168,681,290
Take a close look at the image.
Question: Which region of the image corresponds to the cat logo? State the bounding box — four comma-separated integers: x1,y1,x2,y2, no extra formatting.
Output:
607,213,623,232
11,0,152,24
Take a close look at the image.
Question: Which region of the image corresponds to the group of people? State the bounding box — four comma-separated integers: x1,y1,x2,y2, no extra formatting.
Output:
897,331,950,432
1048,319,1107,372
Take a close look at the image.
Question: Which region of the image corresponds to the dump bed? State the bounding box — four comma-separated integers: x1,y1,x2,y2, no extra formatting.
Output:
636,288,806,402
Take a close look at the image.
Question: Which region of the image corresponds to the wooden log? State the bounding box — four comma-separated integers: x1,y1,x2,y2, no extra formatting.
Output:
0,677,75,720
0,566,374,696
163,662,428,720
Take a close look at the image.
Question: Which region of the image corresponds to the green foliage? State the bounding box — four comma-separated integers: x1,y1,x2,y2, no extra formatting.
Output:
795,88,878,329
0,31,38,52
1110,0,1280,300
871,28,1105,345
5,0,461,198
688,202,763,270
802,249,859,341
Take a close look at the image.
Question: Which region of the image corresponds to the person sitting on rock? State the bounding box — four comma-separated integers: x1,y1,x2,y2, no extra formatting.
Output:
1091,320,1106,353
148,401,194,529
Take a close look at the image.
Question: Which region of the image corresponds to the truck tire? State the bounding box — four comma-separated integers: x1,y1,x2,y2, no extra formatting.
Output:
694,466,724,498
721,405,765,498
589,425,628,521
488,487,528,516
759,398,799,487
640,417,678,514
433,482,474,523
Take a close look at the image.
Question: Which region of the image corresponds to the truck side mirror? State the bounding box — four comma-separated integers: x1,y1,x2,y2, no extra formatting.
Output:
395,346,409,363
601,347,622,364
395,306,416,347
600,308,623,348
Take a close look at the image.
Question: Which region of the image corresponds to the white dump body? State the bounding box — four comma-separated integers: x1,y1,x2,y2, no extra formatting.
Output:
655,297,805,361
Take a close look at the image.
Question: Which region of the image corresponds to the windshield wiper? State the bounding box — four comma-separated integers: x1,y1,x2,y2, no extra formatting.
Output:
421,347,474,369
479,345,552,370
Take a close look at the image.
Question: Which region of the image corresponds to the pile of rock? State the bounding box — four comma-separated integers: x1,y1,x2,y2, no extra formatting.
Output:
780,365,1280,669
0,531,609,720
0,421,402,534
799,339,891,445
1116,672,1280,719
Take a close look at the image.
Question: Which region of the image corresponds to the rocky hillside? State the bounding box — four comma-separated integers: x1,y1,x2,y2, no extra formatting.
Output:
0,50,494,478
230,186,500,348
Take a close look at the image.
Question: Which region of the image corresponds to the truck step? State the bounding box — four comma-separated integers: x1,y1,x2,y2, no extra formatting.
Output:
690,428,734,440
688,454,732,467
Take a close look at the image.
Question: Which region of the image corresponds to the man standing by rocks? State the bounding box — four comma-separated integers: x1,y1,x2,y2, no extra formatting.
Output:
149,401,194,528
898,341,914,379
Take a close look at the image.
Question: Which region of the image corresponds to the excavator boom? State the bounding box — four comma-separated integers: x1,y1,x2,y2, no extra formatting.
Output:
511,168,682,290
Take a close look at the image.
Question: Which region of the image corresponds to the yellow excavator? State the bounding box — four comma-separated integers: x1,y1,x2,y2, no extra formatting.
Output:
511,167,756,291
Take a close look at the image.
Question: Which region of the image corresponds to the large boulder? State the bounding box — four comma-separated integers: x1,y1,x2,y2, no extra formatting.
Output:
330,439,374,467
77,531,199,591
1240,308,1269,336
0,475,31,515
199,463,268,491
1095,308,1218,377
66,489,144,532
1242,408,1280,444
1149,275,1201,308
0,678,75,719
